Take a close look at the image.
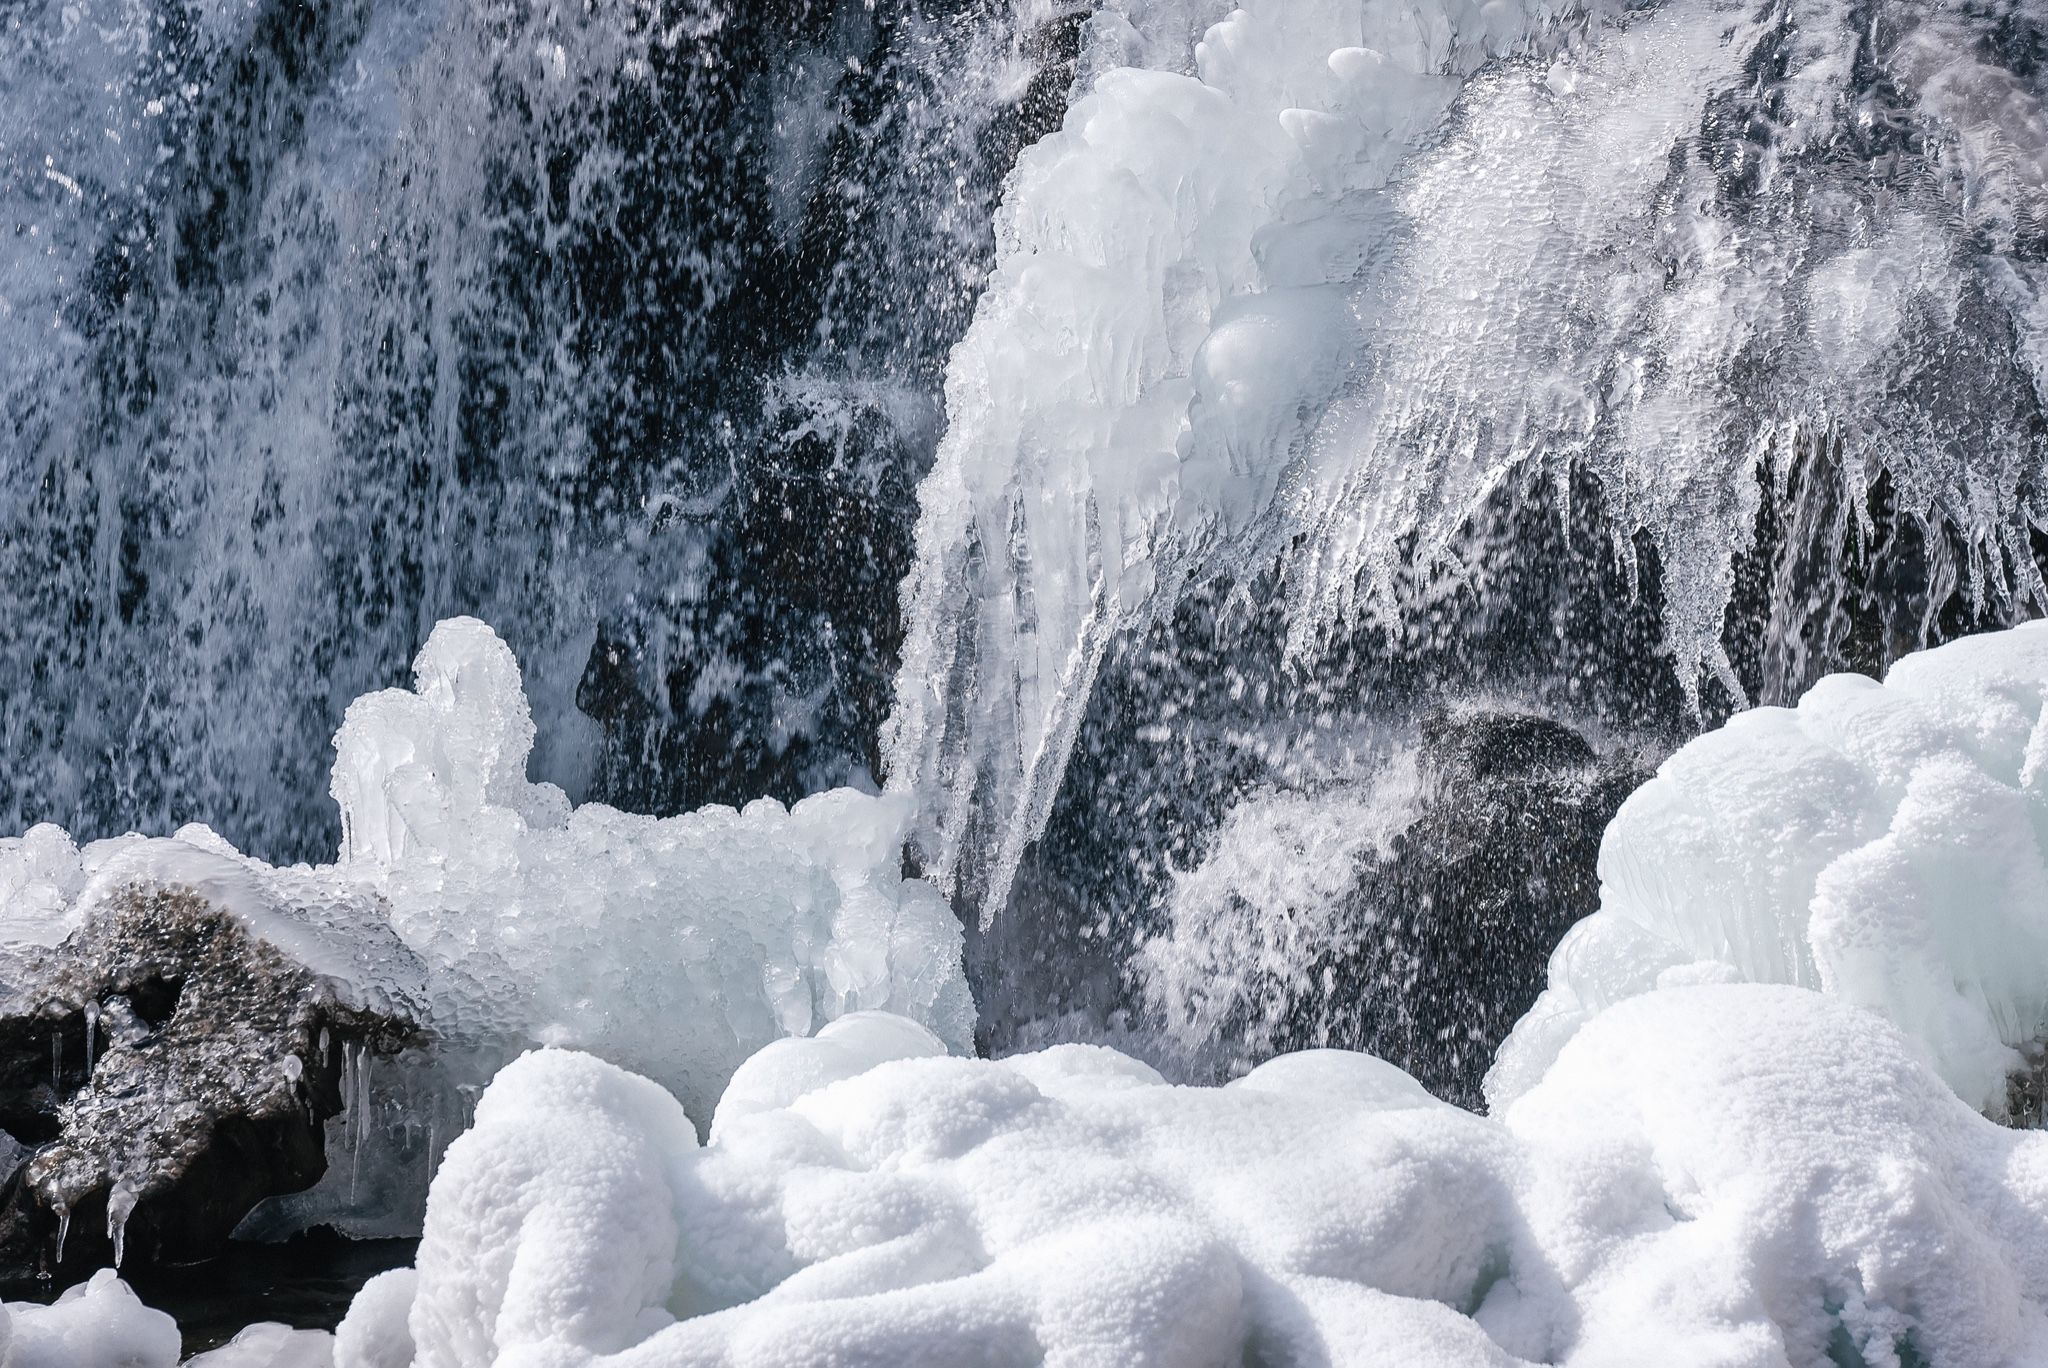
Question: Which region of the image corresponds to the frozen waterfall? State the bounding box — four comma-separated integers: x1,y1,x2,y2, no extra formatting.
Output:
889,0,2048,922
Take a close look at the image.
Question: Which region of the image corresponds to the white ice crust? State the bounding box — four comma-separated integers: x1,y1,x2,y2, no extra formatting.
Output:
1491,619,2048,1114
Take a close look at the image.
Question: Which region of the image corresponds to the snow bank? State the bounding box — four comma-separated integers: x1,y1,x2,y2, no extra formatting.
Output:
1492,620,2048,1113
345,984,2048,1366
0,1278,333,1366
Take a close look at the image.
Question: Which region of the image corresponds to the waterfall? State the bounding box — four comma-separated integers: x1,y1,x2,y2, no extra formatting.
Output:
0,0,1088,862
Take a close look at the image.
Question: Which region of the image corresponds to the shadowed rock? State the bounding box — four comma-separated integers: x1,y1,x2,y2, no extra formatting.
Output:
1319,711,1649,1106
0,852,422,1278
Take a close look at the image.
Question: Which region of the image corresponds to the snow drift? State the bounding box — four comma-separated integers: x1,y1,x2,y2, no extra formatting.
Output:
316,985,2048,1367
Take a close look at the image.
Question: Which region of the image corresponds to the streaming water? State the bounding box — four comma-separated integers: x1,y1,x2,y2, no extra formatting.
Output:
0,0,1089,861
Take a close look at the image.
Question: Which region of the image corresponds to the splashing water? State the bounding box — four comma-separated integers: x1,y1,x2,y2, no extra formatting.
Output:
0,0,1095,861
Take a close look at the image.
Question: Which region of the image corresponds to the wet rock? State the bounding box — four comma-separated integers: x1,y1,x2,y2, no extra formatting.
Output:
0,846,422,1278
1297,710,1652,1107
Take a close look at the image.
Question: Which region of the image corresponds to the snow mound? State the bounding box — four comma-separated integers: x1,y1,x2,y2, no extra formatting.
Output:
347,986,2048,1366
1491,619,2048,1114
0,1270,179,1368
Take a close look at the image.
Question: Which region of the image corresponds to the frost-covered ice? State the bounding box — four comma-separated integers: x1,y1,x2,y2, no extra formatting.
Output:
887,0,1595,919
1493,620,2048,1114
0,618,973,1240
324,617,974,1125
319,984,2048,1367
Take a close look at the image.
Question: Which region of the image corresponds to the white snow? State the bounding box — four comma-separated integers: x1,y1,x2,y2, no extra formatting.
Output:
323,982,2048,1366
1491,619,2048,1114
0,1270,179,1368
263,617,2048,1367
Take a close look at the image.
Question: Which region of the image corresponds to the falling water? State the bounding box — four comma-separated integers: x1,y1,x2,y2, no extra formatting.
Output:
0,0,1096,862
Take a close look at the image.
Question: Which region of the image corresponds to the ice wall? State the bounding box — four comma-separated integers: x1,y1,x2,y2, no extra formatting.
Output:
890,0,2048,921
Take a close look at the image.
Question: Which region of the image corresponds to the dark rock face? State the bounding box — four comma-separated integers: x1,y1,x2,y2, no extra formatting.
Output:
1309,712,1648,1107
0,882,418,1277
1103,707,1652,1109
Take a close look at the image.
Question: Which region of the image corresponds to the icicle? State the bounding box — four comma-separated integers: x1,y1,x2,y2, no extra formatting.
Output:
106,1184,135,1269
83,1001,98,1077
53,1204,69,1264
351,1046,369,1204
341,1041,358,1149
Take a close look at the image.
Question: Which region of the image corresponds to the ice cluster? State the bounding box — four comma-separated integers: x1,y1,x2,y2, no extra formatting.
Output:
888,0,1590,918
0,618,972,1239
1492,619,2048,1115
323,617,973,1126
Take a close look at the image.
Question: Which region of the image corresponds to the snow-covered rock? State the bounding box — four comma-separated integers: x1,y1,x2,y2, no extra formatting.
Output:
0,618,974,1260
1491,619,2048,1114
0,844,423,1276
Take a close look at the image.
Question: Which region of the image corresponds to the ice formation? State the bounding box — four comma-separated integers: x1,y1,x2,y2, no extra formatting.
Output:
889,0,2048,920
302,983,2048,1366
0,618,973,1243
1492,620,2048,1114
323,617,973,1126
